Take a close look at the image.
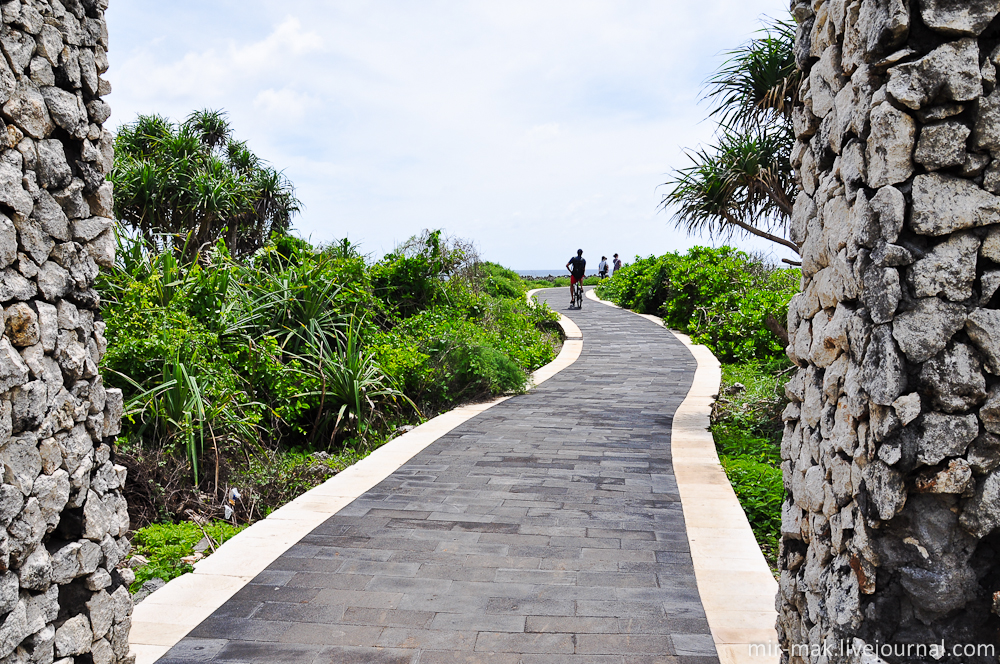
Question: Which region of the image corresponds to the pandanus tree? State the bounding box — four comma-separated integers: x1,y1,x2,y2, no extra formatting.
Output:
111,109,300,259
663,19,801,255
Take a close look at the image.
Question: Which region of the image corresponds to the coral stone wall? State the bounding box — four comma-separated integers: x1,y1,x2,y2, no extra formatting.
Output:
0,0,133,663
780,0,1000,662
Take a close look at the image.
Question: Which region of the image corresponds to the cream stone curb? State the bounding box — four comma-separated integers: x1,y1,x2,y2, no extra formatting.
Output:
586,289,778,664
129,289,582,664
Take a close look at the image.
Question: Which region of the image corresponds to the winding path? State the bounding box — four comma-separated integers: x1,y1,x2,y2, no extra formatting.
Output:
148,288,727,664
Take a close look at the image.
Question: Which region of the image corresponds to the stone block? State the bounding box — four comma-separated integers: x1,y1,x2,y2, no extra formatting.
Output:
887,38,982,109
861,460,906,520
53,615,89,658
914,458,973,493
3,304,38,347
966,308,1000,374
861,324,905,405
907,232,979,301
892,297,967,363
959,467,1000,537
866,102,915,187
913,412,979,465
914,120,969,170
858,0,909,59
912,173,1000,236
973,89,1000,151
918,0,1000,35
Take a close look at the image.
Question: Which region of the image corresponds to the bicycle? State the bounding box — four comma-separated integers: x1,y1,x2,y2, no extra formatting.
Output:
572,280,584,309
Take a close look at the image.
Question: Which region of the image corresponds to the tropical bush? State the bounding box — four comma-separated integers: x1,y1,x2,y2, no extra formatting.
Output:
595,246,798,363
100,229,560,528
662,18,799,254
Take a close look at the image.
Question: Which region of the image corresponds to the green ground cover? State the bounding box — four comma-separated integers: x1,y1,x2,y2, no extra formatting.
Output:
712,361,791,570
129,520,246,592
595,247,797,570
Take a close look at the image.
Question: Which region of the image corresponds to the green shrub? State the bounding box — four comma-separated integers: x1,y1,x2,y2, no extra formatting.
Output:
595,246,798,363
370,230,471,318
480,262,527,299
447,343,525,396
370,296,559,410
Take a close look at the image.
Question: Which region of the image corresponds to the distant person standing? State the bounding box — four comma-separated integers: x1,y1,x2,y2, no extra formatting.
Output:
566,249,586,307
612,253,622,275
598,256,609,279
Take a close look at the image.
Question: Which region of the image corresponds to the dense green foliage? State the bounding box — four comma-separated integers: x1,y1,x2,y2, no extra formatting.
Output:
100,229,560,526
129,520,245,592
112,110,299,259
712,360,790,568
595,246,798,363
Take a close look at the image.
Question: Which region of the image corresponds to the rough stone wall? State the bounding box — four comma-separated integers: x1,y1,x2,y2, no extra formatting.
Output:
0,0,134,663
780,1,1000,662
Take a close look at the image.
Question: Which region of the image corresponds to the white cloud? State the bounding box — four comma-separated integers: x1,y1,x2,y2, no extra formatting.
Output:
253,87,318,120
109,16,323,102
105,0,793,267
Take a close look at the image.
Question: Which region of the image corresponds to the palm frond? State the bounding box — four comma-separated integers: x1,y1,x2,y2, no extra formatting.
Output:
662,127,798,254
705,18,800,131
184,109,232,150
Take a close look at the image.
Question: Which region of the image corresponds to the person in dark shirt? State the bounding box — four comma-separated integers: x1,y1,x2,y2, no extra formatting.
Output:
566,249,586,306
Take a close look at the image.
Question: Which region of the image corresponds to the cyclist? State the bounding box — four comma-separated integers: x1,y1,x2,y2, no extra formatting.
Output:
566,249,586,307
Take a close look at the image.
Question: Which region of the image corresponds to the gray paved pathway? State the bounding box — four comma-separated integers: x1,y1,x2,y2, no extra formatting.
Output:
155,287,713,664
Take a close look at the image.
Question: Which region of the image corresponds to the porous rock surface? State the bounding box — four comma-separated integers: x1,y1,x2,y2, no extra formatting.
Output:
0,0,133,663
783,0,1000,661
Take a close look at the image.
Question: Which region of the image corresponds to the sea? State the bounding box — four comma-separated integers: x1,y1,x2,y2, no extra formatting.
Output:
517,269,601,278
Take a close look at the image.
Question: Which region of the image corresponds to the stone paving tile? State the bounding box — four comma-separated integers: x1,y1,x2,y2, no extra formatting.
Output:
275,623,384,646
156,288,717,663
376,628,479,651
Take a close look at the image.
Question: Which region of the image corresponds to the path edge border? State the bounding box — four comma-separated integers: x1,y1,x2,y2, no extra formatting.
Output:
586,288,778,664
129,290,583,664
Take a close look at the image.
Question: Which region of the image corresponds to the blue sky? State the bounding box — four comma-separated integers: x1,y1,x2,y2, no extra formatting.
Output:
105,0,792,269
